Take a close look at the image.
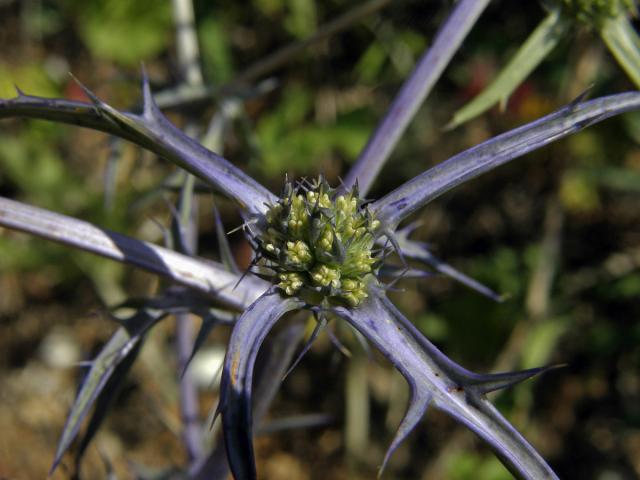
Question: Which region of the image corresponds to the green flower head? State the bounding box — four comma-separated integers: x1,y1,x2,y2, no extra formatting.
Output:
254,177,381,307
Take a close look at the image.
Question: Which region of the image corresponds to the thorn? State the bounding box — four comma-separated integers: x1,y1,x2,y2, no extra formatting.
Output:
233,256,261,291
210,401,223,430
226,223,245,235
378,390,432,477
385,230,407,268
140,64,162,119
282,316,326,381
227,217,258,235
14,85,26,97
568,85,594,111
213,199,240,274
67,73,126,130
68,73,101,106
380,284,405,293
468,363,567,395
385,265,410,289
327,328,352,358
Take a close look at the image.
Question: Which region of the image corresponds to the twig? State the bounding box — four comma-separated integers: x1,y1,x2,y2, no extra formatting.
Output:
171,0,207,464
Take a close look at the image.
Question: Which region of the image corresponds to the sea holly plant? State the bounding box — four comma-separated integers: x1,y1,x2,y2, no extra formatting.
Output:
1,2,640,480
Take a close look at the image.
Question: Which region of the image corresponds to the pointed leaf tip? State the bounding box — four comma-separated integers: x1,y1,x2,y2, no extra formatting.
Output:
282,317,325,381
140,67,162,120
334,290,559,479
463,363,565,395
68,73,102,106
379,390,432,477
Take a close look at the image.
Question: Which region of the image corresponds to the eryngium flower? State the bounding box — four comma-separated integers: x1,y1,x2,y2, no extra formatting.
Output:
252,177,380,306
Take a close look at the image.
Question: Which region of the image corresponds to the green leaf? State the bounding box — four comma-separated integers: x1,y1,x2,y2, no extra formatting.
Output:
600,15,640,88
447,8,570,130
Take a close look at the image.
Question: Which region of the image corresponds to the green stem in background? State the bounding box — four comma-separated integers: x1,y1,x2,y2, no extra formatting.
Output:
600,15,640,88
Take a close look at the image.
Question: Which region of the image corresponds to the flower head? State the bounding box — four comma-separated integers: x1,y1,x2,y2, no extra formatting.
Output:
254,177,380,306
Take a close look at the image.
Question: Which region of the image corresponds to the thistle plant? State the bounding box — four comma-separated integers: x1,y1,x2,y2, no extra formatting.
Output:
1,1,640,479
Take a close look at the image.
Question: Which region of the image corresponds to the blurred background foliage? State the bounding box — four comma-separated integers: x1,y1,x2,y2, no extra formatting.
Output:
0,0,639,479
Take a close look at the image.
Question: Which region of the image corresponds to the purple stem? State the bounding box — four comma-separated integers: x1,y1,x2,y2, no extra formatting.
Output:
173,171,204,464
177,310,203,462
172,0,207,463
343,0,490,196
0,196,267,308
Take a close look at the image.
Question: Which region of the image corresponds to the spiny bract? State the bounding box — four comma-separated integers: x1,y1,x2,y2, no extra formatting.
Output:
253,177,381,307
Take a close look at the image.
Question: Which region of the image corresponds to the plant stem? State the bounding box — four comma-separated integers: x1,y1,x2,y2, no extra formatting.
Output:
172,0,207,464
0,196,267,308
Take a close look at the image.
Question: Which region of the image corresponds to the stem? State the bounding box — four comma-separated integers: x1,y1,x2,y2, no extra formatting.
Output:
372,91,640,228
0,92,277,215
0,196,267,309
342,0,490,195
171,0,208,463
173,172,203,463
176,310,203,461
172,0,204,87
